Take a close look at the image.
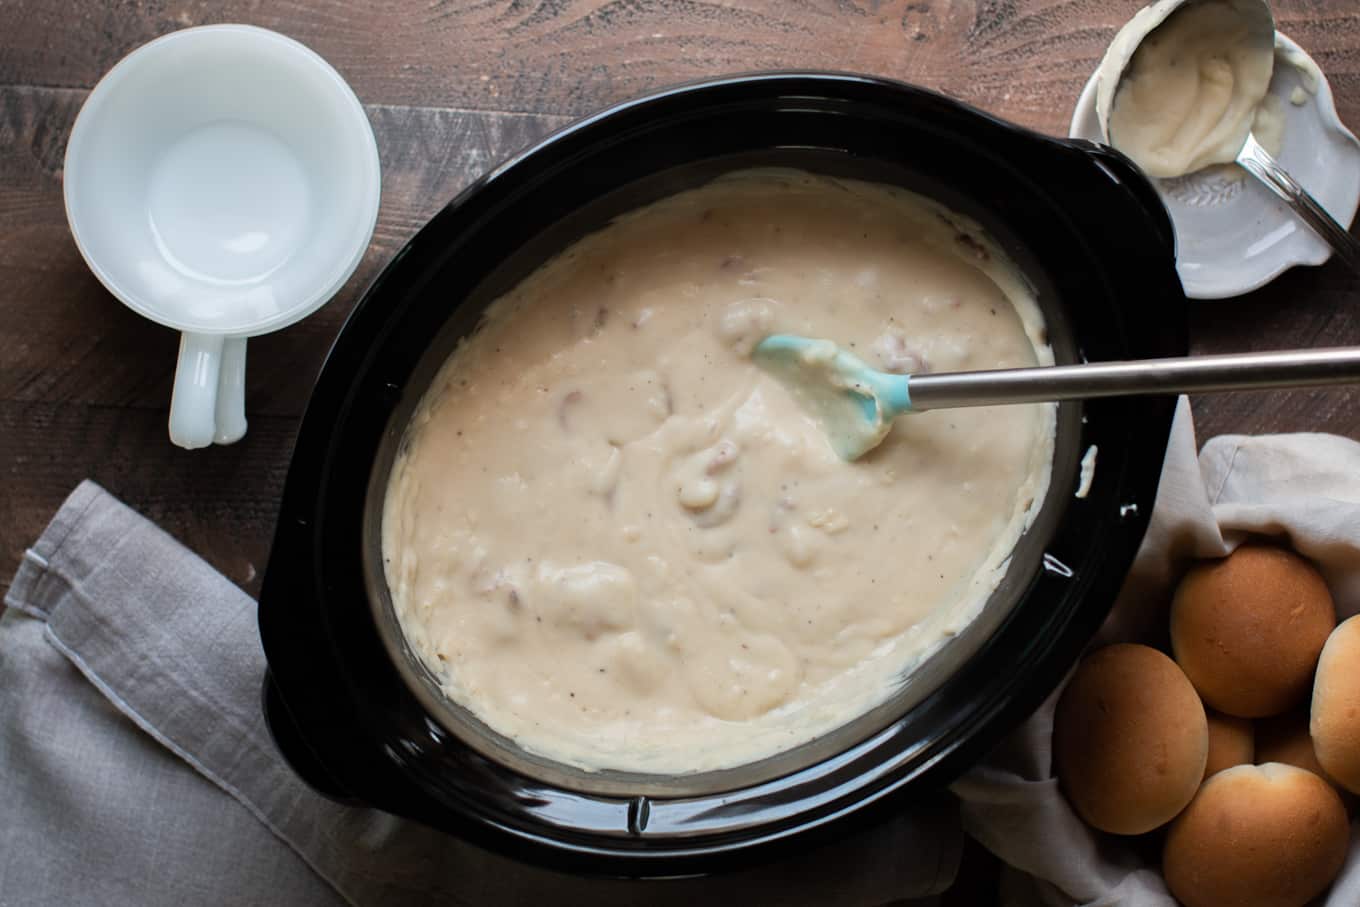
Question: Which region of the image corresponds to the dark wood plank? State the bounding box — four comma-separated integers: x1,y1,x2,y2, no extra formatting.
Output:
1189,263,1360,440
2,2,1360,595
0,84,565,594
0,401,295,596
0,85,567,413
2,1,1356,133
0,5,1356,900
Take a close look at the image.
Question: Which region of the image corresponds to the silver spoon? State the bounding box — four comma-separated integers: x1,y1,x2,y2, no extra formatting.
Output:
1236,134,1360,271
753,334,1360,460
1096,0,1360,271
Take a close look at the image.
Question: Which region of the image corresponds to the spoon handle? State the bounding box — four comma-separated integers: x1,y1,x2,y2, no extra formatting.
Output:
906,347,1360,411
1236,134,1360,273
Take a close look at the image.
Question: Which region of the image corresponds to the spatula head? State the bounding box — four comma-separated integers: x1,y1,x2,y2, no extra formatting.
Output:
752,334,910,461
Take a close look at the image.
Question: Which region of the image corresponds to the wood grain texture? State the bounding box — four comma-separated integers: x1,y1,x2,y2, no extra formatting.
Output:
0,401,296,593
0,85,566,409
1,1,1359,602
1189,261,1360,439
3,1,1357,130
0,82,564,593
0,3,1357,900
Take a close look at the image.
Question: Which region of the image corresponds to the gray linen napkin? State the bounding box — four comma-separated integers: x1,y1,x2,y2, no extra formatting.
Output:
0,480,961,907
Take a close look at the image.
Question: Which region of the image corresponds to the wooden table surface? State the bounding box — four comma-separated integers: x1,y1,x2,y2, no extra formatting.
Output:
2,2,1358,616
0,5,1349,568
0,2,1356,902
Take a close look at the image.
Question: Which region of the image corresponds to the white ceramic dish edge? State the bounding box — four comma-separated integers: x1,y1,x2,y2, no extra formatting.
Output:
1070,33,1360,300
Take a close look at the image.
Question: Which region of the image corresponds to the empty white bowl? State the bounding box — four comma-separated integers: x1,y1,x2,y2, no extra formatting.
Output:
64,24,381,448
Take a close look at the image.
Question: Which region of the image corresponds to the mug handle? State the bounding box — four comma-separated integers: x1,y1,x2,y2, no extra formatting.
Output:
169,333,249,449
214,336,248,445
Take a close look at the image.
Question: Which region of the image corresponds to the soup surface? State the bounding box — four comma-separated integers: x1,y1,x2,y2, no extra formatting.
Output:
382,170,1055,773
1105,0,1275,178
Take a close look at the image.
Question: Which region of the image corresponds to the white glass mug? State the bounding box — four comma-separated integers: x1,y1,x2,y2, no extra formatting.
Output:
63,25,381,448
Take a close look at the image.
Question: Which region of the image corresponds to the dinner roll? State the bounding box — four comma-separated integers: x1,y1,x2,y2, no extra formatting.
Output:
1204,710,1253,780
1163,763,1349,907
1171,545,1335,717
1257,710,1329,780
1053,644,1207,834
1312,615,1360,793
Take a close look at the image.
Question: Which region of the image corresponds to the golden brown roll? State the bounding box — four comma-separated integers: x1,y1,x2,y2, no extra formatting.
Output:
1204,710,1253,780
1171,545,1335,718
1053,643,1207,834
1257,710,1329,780
1312,615,1360,794
1163,763,1349,907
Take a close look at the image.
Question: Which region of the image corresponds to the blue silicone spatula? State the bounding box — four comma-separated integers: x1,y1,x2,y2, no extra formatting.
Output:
752,334,1360,460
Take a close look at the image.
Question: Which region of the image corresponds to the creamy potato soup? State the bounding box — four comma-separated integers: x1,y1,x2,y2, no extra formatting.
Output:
382,171,1055,773
1105,0,1276,178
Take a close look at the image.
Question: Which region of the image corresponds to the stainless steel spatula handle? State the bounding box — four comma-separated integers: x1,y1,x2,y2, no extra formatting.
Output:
907,347,1360,412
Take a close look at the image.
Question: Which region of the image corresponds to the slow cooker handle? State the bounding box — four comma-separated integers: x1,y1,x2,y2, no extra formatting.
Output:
1064,139,1176,255
261,671,362,804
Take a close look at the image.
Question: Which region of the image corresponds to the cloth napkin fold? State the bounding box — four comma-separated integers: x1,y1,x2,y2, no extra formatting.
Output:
955,398,1360,906
0,481,960,907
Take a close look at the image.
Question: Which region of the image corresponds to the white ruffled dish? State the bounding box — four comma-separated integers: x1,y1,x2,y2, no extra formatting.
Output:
1070,34,1360,300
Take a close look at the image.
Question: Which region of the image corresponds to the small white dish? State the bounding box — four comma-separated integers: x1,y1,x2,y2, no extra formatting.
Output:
1070,33,1360,300
64,24,381,448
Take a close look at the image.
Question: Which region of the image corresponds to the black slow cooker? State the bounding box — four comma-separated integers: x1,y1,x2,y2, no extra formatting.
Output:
257,73,1186,876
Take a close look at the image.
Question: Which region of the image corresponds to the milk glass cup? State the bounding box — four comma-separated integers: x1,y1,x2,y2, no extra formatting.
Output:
63,25,381,448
